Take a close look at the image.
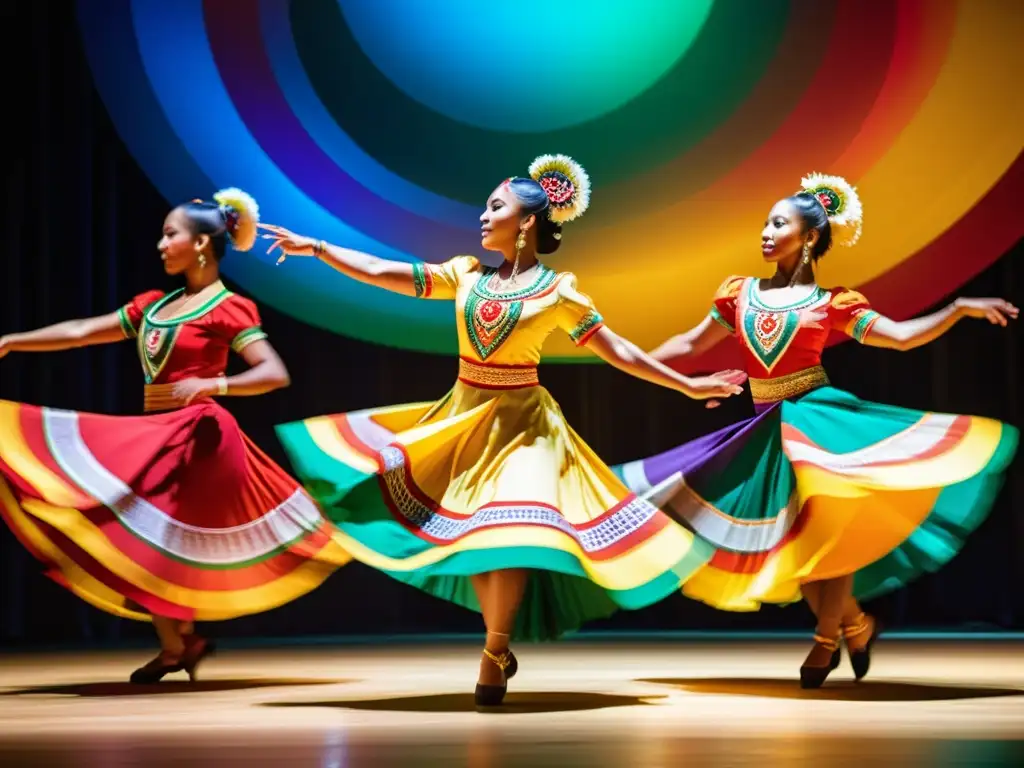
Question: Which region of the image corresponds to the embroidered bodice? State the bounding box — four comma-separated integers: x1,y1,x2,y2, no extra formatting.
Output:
117,280,268,385
413,256,604,365
710,276,881,379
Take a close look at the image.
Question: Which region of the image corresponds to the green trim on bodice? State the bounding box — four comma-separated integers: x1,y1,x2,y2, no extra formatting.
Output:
136,286,232,383
741,280,829,373
464,265,557,360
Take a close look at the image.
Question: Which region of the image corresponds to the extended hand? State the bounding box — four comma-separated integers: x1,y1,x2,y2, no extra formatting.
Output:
258,223,318,264
955,298,1018,327
686,369,747,407
170,378,217,407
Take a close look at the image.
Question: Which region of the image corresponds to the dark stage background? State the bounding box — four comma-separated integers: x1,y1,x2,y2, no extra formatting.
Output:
1,4,1021,646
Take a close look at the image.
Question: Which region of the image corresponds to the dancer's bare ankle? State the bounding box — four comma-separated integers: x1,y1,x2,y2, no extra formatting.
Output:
484,629,510,652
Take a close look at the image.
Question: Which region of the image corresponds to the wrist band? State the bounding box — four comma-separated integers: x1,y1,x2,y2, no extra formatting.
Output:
313,240,327,258
216,376,229,396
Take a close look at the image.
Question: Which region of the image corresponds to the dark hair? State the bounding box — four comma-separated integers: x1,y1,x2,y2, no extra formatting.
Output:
507,178,562,254
786,192,833,260
177,201,238,261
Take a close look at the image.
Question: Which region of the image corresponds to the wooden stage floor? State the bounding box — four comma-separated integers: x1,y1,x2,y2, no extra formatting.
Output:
1,639,1022,766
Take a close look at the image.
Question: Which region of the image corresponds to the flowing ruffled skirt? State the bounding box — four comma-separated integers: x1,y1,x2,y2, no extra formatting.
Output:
276,381,710,641
612,386,1018,611
0,400,350,622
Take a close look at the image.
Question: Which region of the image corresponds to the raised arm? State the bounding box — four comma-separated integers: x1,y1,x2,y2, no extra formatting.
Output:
0,313,126,358
829,289,1018,352
259,223,419,296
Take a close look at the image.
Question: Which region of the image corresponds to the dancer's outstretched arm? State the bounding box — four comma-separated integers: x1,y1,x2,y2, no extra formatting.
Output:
555,274,744,404
588,326,745,401
259,224,421,297
0,313,125,358
649,314,732,364
861,297,1017,352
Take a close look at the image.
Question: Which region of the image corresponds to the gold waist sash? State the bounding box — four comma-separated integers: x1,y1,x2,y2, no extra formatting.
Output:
143,383,181,413
749,365,829,404
457,358,539,390
143,383,216,413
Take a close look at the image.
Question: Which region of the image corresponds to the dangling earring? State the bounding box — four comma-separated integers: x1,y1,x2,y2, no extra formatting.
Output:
510,230,526,284
198,253,207,270
790,243,813,287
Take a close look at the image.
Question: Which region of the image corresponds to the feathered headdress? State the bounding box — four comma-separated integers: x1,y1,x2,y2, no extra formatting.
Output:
799,173,863,247
212,187,260,252
527,154,591,224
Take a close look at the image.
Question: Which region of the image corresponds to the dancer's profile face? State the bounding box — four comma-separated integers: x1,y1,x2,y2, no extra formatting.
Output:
158,208,207,275
761,199,812,264
479,183,525,253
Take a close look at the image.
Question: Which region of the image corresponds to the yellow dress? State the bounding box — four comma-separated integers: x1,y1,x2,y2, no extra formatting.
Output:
276,256,711,640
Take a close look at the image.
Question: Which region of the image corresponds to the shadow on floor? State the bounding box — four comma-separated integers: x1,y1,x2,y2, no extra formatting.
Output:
264,690,666,714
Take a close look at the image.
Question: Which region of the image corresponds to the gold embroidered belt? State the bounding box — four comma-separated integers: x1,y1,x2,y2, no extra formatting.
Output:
143,383,182,413
143,383,216,413
457,358,539,390
749,365,829,404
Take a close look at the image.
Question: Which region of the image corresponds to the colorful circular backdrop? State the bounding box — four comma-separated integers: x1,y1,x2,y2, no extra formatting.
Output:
78,0,1024,365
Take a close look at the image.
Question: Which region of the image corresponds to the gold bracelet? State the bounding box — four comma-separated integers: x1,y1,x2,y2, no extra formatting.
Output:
313,240,327,258
216,376,229,396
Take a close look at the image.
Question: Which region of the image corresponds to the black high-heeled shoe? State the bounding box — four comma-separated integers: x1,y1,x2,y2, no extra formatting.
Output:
799,634,841,689
129,652,184,684
182,635,216,682
474,648,512,708
843,613,879,681
505,649,518,680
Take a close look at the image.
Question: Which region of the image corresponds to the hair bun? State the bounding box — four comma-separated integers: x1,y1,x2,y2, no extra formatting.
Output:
799,172,863,247
212,187,260,252
528,154,591,224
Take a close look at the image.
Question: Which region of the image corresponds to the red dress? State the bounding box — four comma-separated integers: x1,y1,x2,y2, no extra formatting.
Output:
0,281,350,622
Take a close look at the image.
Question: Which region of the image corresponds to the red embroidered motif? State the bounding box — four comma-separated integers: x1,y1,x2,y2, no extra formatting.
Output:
145,329,163,355
479,300,503,323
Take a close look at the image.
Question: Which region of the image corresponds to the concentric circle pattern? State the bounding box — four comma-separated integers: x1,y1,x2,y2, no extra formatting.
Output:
78,0,1024,364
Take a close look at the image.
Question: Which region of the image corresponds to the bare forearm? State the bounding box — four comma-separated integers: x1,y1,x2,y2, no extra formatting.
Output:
1,319,123,353
866,304,962,351
649,315,728,364
592,329,695,394
649,333,695,363
317,243,417,296
221,360,290,397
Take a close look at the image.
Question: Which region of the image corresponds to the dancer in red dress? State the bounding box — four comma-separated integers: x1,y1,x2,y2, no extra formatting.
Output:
0,189,350,683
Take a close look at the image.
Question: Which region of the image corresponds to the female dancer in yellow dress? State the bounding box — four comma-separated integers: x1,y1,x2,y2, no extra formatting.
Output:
260,154,746,705
611,173,1019,687
0,189,350,683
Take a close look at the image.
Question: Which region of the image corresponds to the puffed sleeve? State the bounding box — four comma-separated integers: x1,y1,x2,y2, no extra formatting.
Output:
554,273,605,346
829,287,881,343
709,275,745,335
214,295,269,354
116,290,165,339
411,255,481,300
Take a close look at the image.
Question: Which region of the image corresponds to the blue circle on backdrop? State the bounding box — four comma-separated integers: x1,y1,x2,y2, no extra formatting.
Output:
338,0,714,132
